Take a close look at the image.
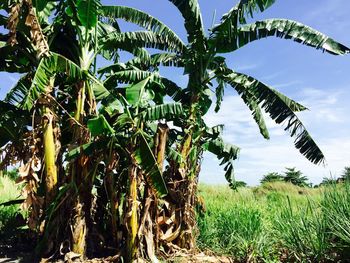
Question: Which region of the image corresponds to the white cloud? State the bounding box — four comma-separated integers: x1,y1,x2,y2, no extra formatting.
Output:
234,63,261,72
259,71,284,81
270,80,302,89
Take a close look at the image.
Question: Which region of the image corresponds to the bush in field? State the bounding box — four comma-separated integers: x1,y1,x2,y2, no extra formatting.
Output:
232,180,247,188
283,167,309,187
319,176,337,186
340,166,350,181
260,172,283,184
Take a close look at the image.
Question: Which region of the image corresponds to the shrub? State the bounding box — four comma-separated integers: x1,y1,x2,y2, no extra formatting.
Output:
260,172,283,184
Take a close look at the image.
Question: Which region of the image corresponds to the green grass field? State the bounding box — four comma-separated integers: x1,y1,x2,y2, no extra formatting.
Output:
197,182,350,262
1,175,350,262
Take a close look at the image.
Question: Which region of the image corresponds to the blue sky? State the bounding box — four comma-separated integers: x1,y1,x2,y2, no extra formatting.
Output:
1,0,350,185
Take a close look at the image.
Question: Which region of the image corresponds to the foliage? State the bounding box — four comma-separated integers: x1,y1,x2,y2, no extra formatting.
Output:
340,166,350,181
0,0,349,261
319,176,337,186
0,175,23,235
232,180,247,188
275,198,331,261
283,167,309,187
260,172,283,184
323,184,350,249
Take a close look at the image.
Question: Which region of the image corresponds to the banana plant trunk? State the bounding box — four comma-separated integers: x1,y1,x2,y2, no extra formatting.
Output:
127,163,138,262
162,100,200,251
71,81,90,256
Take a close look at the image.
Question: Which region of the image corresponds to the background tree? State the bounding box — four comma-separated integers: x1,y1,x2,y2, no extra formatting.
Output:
232,180,247,188
283,167,309,187
260,172,283,184
341,166,350,181
319,176,337,187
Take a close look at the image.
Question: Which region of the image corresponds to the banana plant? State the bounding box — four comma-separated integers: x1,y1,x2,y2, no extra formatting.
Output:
98,0,350,250
2,0,118,257
75,70,185,260
1,0,349,260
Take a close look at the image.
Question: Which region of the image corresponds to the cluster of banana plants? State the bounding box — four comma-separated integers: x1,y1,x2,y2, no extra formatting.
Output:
0,0,349,261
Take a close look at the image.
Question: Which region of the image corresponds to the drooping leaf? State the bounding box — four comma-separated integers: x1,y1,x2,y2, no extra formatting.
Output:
99,95,124,117
217,73,270,139
104,69,158,88
214,78,225,112
134,132,168,197
222,70,325,164
0,101,29,147
114,113,133,129
96,21,120,61
4,74,32,106
126,53,183,69
97,62,126,75
0,44,34,73
67,142,92,161
9,52,106,110
17,53,84,110
91,81,110,101
202,137,240,189
203,137,240,165
160,77,185,102
204,124,225,140
35,0,57,23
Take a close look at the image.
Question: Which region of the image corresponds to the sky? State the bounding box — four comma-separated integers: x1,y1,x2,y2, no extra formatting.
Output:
1,0,350,186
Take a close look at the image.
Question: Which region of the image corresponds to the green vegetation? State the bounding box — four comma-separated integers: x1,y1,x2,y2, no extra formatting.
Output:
260,172,283,184
0,0,349,261
340,166,350,181
283,167,309,187
261,168,309,187
0,175,22,234
2,172,350,261
197,182,350,262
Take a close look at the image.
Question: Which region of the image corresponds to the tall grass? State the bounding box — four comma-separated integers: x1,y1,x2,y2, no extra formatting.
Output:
197,182,350,262
274,198,331,262
197,185,278,262
322,183,350,259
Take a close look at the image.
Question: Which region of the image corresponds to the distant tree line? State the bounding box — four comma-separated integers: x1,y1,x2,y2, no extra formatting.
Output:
260,167,309,187
260,166,350,188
